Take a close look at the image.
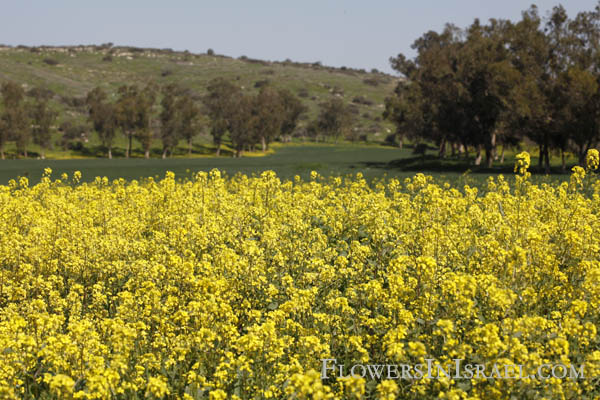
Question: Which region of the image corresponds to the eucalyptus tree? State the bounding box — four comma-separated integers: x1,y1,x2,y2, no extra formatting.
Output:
86,87,117,159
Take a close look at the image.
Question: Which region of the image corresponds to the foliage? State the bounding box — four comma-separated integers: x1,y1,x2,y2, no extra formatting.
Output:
29,97,57,159
314,98,355,142
0,81,30,158
86,87,117,159
388,4,600,169
115,85,156,159
203,78,241,156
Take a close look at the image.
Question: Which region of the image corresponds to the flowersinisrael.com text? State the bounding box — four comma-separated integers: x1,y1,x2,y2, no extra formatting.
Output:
320,359,585,381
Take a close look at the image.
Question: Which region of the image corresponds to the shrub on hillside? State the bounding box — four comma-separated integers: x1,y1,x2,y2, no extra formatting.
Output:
43,58,59,66
27,87,55,100
352,95,373,105
297,88,309,98
254,79,270,88
363,77,379,86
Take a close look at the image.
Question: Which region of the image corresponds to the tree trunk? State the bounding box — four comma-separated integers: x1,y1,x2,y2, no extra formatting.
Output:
41,149,45,160
126,133,132,158
438,137,447,159
215,142,221,156
261,136,267,152
188,139,193,156
474,144,482,166
162,147,168,159
486,148,494,168
500,145,505,164
0,149,4,160
544,145,550,174
485,132,496,168
397,132,404,149
538,144,543,170
561,149,566,173
144,148,150,159
24,149,28,158
578,149,586,166
108,147,112,160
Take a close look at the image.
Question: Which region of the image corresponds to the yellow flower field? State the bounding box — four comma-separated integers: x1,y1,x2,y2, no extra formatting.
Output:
1,151,600,399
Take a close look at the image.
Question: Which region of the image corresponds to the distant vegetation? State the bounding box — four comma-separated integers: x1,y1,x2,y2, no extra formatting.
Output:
0,43,396,159
386,3,600,173
0,77,366,159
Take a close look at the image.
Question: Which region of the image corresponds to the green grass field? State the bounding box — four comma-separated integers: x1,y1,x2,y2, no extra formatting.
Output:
0,143,573,189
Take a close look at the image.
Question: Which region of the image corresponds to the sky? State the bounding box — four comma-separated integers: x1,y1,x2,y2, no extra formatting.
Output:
1,1,599,74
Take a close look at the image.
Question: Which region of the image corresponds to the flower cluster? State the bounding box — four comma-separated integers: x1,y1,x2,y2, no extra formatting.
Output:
0,165,599,399
514,151,530,175
587,149,599,171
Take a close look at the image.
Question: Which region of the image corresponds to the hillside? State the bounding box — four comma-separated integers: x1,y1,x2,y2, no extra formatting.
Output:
0,44,399,158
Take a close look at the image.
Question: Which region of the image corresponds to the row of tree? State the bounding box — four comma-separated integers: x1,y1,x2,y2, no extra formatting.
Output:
0,82,57,159
385,3,600,171
202,78,306,157
1,78,362,159
86,84,158,159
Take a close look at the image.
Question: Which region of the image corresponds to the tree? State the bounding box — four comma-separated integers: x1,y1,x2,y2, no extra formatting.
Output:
456,18,520,167
115,85,138,158
390,20,521,167
315,98,354,142
383,81,425,150
134,85,157,159
508,5,600,171
558,67,599,165
251,85,284,151
160,85,203,157
561,7,600,165
390,24,471,159
203,78,240,156
278,88,307,141
159,84,181,158
58,120,88,151
29,97,57,159
228,94,254,157
503,6,554,172
115,84,156,158
386,3,600,171
177,93,202,156
86,87,117,159
1,81,30,158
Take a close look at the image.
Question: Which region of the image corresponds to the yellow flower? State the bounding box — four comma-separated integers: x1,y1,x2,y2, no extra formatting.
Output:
44,373,75,398
514,151,530,175
570,166,586,190
376,380,398,400
146,376,169,398
0,168,598,399
586,148,599,171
